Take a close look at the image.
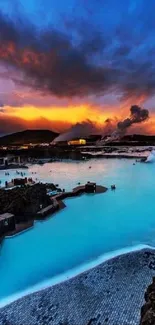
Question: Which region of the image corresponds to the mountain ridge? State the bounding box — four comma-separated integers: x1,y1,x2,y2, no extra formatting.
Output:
0,129,59,145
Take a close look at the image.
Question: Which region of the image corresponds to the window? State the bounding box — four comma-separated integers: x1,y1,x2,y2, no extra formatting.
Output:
4,220,8,226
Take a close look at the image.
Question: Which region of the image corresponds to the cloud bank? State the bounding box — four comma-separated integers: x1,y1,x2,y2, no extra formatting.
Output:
0,0,155,134
0,0,155,101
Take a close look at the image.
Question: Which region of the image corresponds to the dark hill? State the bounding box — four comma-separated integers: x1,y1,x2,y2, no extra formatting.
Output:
0,130,59,145
102,134,155,143
122,134,155,142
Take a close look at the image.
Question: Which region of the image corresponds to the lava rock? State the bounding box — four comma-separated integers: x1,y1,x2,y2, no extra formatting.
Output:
140,278,155,324
0,183,52,222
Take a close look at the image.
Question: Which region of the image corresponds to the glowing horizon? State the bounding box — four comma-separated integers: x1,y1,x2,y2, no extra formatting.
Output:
0,102,155,136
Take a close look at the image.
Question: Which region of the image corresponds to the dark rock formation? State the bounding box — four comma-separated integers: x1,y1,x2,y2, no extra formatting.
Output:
46,183,62,192
0,164,28,170
0,183,52,222
140,277,155,325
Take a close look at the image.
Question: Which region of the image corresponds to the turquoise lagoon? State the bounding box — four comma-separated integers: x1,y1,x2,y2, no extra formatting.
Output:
0,158,155,304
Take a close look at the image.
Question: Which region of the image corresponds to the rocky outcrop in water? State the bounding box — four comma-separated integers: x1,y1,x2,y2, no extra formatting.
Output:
0,183,52,222
140,277,155,325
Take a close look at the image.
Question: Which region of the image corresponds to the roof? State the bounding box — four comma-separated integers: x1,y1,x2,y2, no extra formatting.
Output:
86,182,96,186
0,213,14,221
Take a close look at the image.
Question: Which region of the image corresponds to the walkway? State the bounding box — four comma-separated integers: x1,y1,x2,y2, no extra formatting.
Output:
0,248,154,325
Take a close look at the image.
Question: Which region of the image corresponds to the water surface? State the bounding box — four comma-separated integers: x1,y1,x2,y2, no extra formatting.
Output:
0,159,155,302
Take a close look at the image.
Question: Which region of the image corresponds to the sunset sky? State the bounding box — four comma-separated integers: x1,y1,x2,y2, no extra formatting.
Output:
0,0,155,135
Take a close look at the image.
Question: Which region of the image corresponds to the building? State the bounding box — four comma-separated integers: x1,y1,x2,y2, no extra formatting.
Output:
85,182,96,193
68,139,86,146
13,178,28,186
19,145,29,150
0,213,15,236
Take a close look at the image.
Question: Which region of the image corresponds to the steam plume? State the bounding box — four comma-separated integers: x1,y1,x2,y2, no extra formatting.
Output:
53,120,99,142
117,105,149,135
101,105,149,143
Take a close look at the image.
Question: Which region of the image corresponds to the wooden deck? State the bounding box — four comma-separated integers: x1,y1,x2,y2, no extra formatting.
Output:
49,184,108,216
6,220,34,237
53,184,107,201
36,200,59,219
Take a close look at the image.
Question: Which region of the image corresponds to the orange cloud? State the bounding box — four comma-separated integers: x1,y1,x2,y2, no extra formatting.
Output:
3,103,110,125
0,106,155,135
0,87,155,135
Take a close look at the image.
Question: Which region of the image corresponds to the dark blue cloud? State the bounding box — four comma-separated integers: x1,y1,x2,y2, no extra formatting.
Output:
0,0,154,100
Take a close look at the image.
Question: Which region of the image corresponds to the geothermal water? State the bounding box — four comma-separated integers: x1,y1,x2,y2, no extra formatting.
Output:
0,158,155,304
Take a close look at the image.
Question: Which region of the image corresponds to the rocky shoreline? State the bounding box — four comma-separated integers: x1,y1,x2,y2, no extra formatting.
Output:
0,164,28,170
140,276,155,325
0,144,151,164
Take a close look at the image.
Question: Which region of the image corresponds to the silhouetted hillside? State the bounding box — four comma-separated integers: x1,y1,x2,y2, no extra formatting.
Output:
0,130,59,145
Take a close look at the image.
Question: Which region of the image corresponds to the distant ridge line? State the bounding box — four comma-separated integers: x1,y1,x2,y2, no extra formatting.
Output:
0,129,59,145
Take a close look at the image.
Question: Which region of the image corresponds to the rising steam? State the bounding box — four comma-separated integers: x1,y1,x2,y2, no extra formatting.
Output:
103,105,149,142
53,120,99,142
54,105,149,143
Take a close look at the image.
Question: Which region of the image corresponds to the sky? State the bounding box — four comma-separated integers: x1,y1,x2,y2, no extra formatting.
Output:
0,0,155,135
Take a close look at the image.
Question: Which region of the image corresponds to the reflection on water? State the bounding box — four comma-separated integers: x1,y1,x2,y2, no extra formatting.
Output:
0,159,155,302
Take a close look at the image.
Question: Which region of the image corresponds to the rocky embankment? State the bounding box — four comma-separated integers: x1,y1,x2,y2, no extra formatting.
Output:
0,183,54,222
0,164,28,170
140,277,155,325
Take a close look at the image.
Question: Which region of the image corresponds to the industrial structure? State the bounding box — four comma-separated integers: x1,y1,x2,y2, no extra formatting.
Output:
68,139,86,146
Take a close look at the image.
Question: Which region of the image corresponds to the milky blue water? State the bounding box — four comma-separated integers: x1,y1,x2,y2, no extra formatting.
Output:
0,158,155,303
